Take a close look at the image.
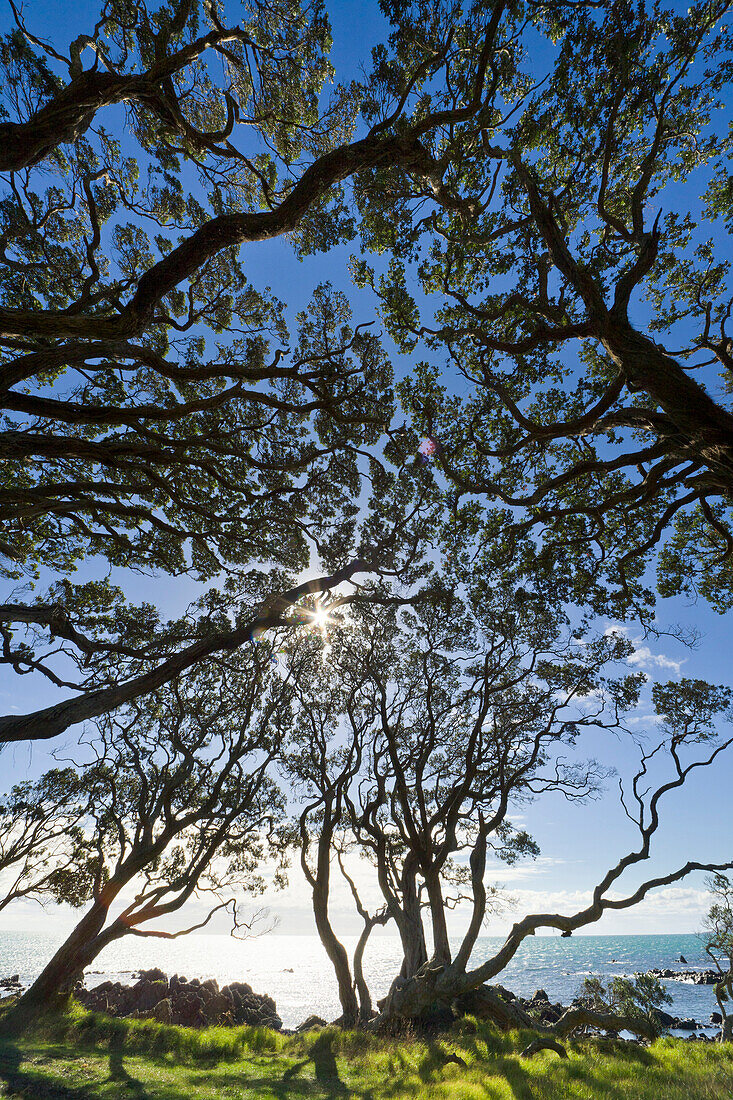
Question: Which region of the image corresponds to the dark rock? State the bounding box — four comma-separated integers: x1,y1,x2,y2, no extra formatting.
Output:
153,998,173,1024
76,970,281,1030
132,979,169,1011
656,1010,676,1028
137,968,167,983
647,968,719,985
296,1015,328,1032
711,1012,723,1025
675,1018,698,1030
679,955,688,965
175,992,207,1027
531,989,549,1003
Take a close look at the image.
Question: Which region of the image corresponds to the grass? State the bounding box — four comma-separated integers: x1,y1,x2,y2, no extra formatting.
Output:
0,1004,732,1100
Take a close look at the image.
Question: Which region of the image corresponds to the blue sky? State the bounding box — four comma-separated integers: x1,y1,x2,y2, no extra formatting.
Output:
1,0,732,938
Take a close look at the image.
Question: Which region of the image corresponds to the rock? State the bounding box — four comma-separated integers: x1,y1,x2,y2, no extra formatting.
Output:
153,998,173,1024
0,975,20,989
296,1015,328,1032
531,989,549,1003
173,991,206,1027
647,967,719,985
132,979,169,1011
675,1018,698,1030
137,968,167,983
711,1012,723,1025
656,1010,676,1028
76,971,281,1030
679,955,688,965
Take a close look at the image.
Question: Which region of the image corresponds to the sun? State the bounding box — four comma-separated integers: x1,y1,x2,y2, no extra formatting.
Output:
310,605,332,632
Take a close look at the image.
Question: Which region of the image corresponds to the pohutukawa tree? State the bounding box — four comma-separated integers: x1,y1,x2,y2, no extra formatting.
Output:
286,583,733,1032
355,0,733,614
0,0,522,745
1,648,291,1034
0,767,96,913
284,631,393,1024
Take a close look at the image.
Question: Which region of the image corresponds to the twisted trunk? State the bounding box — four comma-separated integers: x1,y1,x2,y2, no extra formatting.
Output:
353,923,375,1019
395,862,428,980
1,896,121,1035
311,875,359,1025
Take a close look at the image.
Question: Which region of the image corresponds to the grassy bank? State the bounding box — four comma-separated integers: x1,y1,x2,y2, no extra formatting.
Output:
1,1006,732,1100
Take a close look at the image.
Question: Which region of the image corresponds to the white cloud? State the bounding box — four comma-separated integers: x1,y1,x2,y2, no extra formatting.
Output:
627,646,684,677
603,624,685,678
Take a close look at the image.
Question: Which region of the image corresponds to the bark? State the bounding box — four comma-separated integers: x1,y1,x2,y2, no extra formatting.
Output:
353,923,374,1019
600,321,733,491
714,976,733,1043
0,25,247,173
551,1005,655,1041
394,864,428,980
518,163,733,495
521,1037,568,1058
301,800,359,1025
376,854,733,1024
0,132,430,343
0,0,510,344
311,889,359,1026
424,870,451,967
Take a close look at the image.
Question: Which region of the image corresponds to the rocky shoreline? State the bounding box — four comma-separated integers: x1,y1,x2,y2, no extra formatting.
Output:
646,968,720,985
0,968,724,1040
76,969,282,1030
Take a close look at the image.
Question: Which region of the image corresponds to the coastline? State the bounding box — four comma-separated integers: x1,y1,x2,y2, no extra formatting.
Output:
0,930,723,1032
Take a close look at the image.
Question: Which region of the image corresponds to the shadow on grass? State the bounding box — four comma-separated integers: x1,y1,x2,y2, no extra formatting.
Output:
278,1032,348,1097
0,1037,100,1100
108,1029,150,1099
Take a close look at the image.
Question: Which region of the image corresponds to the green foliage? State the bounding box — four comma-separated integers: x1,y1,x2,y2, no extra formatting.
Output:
352,0,733,615
580,973,673,1039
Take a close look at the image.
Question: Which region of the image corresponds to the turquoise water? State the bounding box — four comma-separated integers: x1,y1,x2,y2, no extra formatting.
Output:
0,930,720,1030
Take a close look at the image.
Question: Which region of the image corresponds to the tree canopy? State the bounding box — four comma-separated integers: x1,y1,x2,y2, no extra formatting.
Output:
1,0,733,1038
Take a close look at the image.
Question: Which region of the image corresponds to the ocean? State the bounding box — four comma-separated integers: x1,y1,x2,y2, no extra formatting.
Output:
0,930,721,1033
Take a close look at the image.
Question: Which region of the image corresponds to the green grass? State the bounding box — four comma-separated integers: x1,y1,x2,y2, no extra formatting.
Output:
1,1005,732,1100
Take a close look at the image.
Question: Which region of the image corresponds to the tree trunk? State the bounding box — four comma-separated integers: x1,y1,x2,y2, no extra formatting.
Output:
395,865,428,979
424,871,451,967
353,922,374,1019
714,976,733,1043
311,877,359,1025
1,899,112,1035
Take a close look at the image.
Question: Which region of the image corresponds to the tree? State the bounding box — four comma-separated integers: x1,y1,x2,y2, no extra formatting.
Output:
0,0,521,745
284,631,392,1023
701,872,733,1041
579,973,673,1040
0,768,95,913
355,0,733,614
286,584,733,1029
1,647,290,1034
